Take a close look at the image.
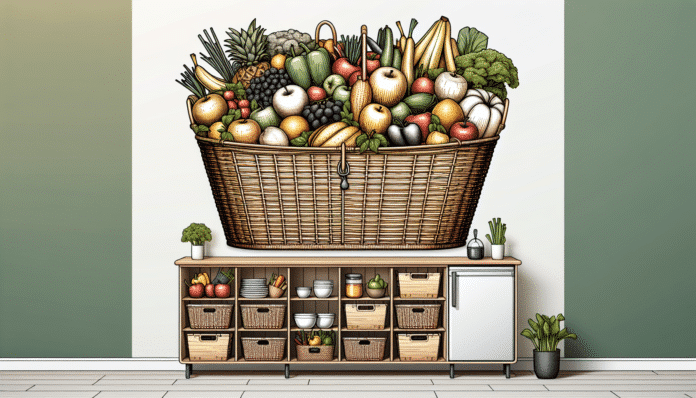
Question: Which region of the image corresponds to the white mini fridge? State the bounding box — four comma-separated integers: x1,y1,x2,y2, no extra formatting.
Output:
448,266,515,365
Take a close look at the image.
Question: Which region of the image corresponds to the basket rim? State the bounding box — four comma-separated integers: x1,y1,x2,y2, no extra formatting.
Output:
194,134,499,153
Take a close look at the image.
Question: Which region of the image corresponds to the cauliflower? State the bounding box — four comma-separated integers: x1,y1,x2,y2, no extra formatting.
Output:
267,29,317,56
455,49,519,100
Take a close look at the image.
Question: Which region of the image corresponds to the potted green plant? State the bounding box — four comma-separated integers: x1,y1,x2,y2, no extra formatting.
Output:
521,313,577,379
181,223,212,260
485,217,506,259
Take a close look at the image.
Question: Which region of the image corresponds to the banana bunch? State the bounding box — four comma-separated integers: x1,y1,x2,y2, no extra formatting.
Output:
413,17,458,72
190,54,226,91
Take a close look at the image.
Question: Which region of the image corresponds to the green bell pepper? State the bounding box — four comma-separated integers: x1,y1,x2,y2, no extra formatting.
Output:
284,46,312,90
300,43,331,87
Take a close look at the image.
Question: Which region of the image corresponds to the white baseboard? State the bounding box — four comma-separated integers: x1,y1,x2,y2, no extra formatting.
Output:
1,358,694,371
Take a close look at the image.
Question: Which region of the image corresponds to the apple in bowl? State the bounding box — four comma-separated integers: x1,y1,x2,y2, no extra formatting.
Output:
370,67,407,107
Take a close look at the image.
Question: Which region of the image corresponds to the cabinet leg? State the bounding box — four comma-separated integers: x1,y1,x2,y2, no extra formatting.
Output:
450,364,455,379
185,364,192,379
504,364,510,378
285,364,290,379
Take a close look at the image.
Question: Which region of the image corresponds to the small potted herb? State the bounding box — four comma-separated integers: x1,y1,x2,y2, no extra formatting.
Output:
485,217,506,260
181,223,212,260
521,313,577,379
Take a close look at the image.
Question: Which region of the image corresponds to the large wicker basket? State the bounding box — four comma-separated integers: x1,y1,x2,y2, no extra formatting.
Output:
187,97,507,250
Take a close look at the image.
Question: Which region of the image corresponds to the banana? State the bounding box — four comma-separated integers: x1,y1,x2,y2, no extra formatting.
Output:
443,20,457,72
309,122,348,147
419,19,446,70
427,19,447,70
395,21,406,51
451,38,460,58
190,54,226,91
414,19,441,64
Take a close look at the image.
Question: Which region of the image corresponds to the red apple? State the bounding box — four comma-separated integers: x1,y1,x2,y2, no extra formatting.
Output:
332,58,361,81
228,100,238,109
412,77,435,94
307,86,327,101
215,284,231,298
405,112,432,141
449,120,479,141
348,70,364,86
223,90,235,101
240,107,251,119
205,284,216,298
359,52,381,74
189,284,204,298
238,99,250,108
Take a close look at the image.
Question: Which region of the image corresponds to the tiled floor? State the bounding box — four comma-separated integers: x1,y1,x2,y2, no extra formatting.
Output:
0,370,694,397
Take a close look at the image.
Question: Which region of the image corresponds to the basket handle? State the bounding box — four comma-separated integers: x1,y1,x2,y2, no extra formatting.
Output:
356,304,376,312
358,340,371,345
315,20,338,45
186,95,198,129
410,273,430,280
411,307,425,313
257,307,270,313
257,340,270,345
203,308,217,313
200,335,218,342
409,334,429,341
496,97,510,135
309,347,321,353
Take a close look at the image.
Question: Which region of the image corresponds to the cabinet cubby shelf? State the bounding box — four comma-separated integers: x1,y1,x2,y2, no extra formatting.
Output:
176,256,521,378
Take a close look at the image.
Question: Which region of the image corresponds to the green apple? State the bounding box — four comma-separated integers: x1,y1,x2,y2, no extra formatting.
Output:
323,74,346,96
249,106,281,131
390,102,412,124
332,85,351,103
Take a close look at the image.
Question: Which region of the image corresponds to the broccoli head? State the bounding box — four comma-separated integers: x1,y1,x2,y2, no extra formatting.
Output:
181,223,212,246
455,49,519,100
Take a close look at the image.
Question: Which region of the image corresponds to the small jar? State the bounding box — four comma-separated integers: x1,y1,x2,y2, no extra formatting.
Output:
345,273,363,298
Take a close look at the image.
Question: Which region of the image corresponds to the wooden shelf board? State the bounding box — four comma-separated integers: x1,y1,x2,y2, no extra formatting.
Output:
290,296,338,301
339,358,392,363
290,327,338,331
237,297,287,301
392,357,447,363
290,358,339,363
235,357,288,363
238,328,287,332
176,256,522,267
181,357,236,364
340,328,390,332
341,297,390,301
183,328,234,332
394,296,446,301
183,297,235,301
393,328,445,332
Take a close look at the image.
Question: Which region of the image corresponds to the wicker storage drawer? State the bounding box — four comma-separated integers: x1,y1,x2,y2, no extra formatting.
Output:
398,333,440,361
241,337,286,361
240,304,286,329
186,304,233,329
395,304,441,329
296,344,335,361
187,333,231,361
344,303,387,329
398,273,441,297
343,337,386,361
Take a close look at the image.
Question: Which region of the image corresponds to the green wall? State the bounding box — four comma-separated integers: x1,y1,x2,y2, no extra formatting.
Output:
1,0,694,358
564,0,696,357
0,1,132,357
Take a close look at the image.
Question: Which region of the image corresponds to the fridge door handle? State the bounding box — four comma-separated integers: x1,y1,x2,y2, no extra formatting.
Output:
451,273,457,308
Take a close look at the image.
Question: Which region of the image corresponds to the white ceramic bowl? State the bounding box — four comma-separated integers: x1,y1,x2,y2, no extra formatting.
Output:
296,287,311,298
294,314,316,329
313,286,333,298
316,313,335,328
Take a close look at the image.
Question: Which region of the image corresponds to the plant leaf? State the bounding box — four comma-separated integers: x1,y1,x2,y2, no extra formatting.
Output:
360,141,369,153
222,115,234,126
427,68,445,81
250,99,259,112
369,138,379,153
457,27,488,55
356,133,368,147
220,131,234,141
375,133,388,147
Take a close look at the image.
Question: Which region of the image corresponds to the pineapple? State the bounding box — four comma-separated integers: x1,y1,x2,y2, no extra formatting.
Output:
225,19,271,88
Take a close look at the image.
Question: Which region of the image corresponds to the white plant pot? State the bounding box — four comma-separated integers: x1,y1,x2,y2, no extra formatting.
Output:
191,244,205,260
491,244,505,260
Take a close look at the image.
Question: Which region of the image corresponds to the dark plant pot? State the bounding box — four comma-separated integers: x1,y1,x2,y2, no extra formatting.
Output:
533,349,560,379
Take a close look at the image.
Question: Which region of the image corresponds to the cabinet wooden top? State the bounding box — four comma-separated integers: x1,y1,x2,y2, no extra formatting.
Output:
174,256,521,267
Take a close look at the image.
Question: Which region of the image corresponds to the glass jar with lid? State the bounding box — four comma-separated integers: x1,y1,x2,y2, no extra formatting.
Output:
467,229,485,260
345,273,363,298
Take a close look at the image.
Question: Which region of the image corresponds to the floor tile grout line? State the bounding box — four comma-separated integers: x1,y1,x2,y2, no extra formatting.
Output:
433,391,439,398
92,375,106,385
610,392,621,397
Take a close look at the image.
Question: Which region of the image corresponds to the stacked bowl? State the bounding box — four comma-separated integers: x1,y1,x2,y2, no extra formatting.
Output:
313,280,334,298
316,313,335,328
294,313,316,328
